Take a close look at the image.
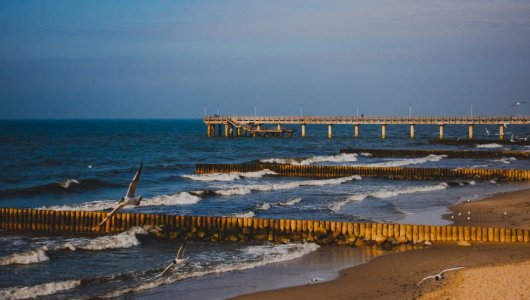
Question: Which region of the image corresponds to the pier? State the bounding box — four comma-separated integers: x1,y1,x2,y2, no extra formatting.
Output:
339,148,530,159
0,208,528,245
204,116,529,139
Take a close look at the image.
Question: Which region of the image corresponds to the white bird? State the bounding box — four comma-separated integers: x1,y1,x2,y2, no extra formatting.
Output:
98,160,143,228
510,134,515,143
417,267,465,286
511,101,527,107
306,277,323,286
158,236,189,277
485,128,490,136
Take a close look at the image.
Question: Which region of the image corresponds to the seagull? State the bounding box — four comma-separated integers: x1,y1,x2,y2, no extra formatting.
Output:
511,101,527,107
510,134,515,143
417,267,465,286
98,160,143,228
158,236,189,277
306,278,323,286
485,128,490,136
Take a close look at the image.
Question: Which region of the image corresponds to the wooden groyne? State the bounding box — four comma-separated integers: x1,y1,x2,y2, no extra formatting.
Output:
429,139,530,146
340,148,530,159
195,163,530,181
1,208,528,245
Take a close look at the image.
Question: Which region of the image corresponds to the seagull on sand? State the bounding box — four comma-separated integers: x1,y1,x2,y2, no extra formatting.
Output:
511,101,527,107
158,236,189,277
98,161,143,228
306,278,323,286
417,267,465,286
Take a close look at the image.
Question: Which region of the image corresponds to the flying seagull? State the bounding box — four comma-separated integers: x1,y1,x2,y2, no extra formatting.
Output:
485,128,490,136
98,160,143,228
158,236,189,277
417,266,465,286
511,101,527,107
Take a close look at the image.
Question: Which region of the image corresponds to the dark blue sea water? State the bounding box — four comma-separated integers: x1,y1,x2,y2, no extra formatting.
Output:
0,119,528,299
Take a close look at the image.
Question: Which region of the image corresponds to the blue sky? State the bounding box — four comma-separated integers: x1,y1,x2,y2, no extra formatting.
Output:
1,0,529,118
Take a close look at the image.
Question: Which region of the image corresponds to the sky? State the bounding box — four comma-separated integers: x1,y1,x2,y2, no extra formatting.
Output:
1,0,529,118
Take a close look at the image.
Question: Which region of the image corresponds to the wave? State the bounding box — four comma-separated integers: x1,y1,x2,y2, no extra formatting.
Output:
181,169,277,182
261,153,358,165
358,154,446,167
494,157,517,164
330,183,449,211
232,211,255,218
0,280,81,300
277,197,302,206
0,178,120,198
476,143,502,148
78,227,147,251
215,175,361,196
102,242,319,299
0,247,49,266
43,192,202,211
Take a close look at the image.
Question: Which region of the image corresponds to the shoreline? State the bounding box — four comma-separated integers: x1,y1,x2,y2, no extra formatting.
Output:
233,187,530,300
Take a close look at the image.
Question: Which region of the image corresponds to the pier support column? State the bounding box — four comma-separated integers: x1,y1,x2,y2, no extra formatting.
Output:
468,124,474,140
381,124,386,139
499,124,504,140
277,124,282,130
237,127,241,137
224,124,229,137
327,124,333,139
256,124,261,131
207,124,211,137
301,124,306,137
439,124,445,140
354,124,359,138
217,124,222,137
410,124,415,139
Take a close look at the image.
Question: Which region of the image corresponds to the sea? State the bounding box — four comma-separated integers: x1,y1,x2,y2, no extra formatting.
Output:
0,119,528,299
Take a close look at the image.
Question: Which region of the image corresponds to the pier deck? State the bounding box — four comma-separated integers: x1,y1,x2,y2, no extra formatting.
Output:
204,115,529,139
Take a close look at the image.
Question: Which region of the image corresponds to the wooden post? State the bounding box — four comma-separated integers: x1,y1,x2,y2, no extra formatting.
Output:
354,124,359,138
468,124,474,140
410,124,415,139
301,124,306,137
499,124,504,140
439,124,444,140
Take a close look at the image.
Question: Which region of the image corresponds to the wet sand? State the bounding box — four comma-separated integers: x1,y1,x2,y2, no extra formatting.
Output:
234,188,530,300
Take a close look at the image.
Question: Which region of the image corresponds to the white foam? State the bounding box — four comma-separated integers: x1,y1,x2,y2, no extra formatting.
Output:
79,227,147,251
256,203,271,210
261,153,358,165
0,280,81,300
143,192,201,206
330,183,449,211
0,247,49,266
42,192,201,211
476,143,502,148
104,243,319,298
470,164,491,169
358,154,446,167
278,197,302,206
182,170,277,182
215,175,361,196
232,211,255,218
360,152,373,157
59,179,80,189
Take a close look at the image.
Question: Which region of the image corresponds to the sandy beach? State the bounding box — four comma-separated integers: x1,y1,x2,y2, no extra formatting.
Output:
234,188,530,300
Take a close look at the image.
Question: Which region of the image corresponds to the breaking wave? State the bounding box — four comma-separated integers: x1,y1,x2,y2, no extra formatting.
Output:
0,178,120,198
330,183,449,211
232,211,255,218
182,169,277,182
475,143,502,148
261,153,358,165
0,247,49,266
215,175,361,196
494,157,517,164
43,192,201,211
358,154,446,167
78,227,147,251
0,280,81,300
103,242,319,298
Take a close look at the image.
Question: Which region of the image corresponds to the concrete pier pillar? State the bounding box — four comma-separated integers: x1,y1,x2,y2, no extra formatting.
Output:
354,124,359,138
224,124,229,137
468,124,474,140
439,124,445,140
410,124,415,139
256,124,261,131
237,127,241,137
217,124,222,136
499,124,504,140
229,125,234,136
327,124,333,139
381,124,386,139
301,124,306,137
277,124,281,131
207,124,211,137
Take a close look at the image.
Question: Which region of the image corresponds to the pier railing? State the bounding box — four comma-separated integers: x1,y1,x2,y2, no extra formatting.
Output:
0,208,528,245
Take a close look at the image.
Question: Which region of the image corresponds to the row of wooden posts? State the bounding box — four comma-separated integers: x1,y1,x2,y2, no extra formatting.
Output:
0,208,528,244
339,148,530,159
195,163,530,181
